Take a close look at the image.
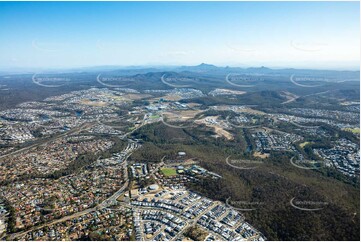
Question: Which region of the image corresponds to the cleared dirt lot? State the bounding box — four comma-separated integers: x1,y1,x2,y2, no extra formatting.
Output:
253,151,270,159
195,116,233,140
80,99,108,107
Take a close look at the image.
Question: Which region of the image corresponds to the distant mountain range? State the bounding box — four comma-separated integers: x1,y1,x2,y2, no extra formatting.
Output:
0,63,359,76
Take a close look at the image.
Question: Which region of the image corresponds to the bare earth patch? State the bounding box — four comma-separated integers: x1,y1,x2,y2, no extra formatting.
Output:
80,99,108,107
253,151,270,159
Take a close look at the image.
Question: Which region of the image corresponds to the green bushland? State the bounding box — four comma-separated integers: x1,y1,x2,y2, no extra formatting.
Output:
130,120,360,241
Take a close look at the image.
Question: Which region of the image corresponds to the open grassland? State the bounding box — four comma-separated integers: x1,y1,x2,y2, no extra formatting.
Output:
343,127,360,134
299,141,312,148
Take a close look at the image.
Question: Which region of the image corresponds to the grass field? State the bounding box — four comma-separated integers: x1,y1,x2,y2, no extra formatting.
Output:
343,127,360,134
150,115,161,119
299,141,311,148
160,167,177,177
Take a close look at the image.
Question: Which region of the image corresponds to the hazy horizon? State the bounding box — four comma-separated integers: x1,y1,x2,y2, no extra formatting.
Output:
0,62,360,74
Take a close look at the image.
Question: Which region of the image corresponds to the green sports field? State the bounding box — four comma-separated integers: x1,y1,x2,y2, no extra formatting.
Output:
160,168,177,176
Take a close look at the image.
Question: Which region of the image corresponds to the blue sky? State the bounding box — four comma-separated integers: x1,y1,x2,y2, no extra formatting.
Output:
0,1,359,70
